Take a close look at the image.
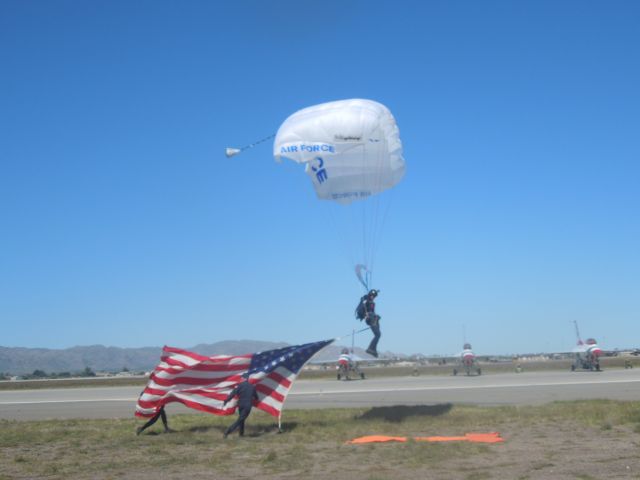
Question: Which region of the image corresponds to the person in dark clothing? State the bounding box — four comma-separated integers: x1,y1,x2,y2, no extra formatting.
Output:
136,405,171,435
223,379,259,438
364,289,381,358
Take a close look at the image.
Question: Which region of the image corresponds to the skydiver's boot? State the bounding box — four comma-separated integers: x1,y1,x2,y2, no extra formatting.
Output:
366,348,378,358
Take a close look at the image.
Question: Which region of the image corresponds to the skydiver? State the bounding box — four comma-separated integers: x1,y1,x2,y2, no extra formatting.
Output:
363,289,381,358
222,378,259,438
136,405,171,435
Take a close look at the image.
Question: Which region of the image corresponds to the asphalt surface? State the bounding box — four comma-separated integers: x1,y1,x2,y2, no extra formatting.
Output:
1,368,639,421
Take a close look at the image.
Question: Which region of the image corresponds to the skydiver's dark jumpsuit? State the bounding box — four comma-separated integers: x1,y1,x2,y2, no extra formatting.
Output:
223,381,259,437
136,406,170,435
365,297,381,356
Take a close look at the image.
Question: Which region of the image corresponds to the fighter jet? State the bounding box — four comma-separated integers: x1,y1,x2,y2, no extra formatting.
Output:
309,329,381,380
571,321,602,372
336,348,366,381
453,343,482,376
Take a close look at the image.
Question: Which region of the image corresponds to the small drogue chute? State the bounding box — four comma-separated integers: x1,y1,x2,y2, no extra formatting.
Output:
225,148,241,158
225,134,276,159
273,99,405,287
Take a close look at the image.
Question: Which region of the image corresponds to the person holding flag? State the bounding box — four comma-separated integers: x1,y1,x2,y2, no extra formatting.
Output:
222,376,259,438
136,405,171,435
135,339,334,433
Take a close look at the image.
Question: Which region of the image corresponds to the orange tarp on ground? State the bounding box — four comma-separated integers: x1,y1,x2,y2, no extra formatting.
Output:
346,432,504,445
347,435,408,444
414,432,504,444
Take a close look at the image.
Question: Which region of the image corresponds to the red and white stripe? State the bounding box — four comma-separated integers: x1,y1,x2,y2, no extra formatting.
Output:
136,346,299,419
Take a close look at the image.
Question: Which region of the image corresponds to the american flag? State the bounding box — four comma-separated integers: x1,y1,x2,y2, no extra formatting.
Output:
136,339,333,419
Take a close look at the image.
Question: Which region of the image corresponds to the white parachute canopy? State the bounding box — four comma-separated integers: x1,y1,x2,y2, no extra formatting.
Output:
273,99,406,289
273,99,405,205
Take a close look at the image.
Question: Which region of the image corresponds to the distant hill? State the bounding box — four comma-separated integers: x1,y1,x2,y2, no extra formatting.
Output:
0,340,287,375
0,340,404,375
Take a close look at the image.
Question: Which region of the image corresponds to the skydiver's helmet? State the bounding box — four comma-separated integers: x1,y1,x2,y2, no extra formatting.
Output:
368,289,379,298
341,348,349,354
463,343,472,350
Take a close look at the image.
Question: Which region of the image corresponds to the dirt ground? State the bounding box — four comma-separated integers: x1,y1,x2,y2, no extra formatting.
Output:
417,422,640,480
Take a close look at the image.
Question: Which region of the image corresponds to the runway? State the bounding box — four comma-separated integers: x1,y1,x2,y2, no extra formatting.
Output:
1,368,639,421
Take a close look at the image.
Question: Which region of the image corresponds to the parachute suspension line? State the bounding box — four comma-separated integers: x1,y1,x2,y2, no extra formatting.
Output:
368,138,385,277
369,184,396,276
326,201,358,277
371,131,393,278
360,141,377,287
360,143,369,280
368,130,397,278
363,132,386,285
225,133,276,158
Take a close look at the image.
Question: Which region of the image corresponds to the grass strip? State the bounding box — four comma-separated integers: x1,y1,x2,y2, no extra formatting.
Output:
1,399,640,479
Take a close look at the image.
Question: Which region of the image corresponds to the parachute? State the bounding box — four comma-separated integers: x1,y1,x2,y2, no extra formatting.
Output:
273,99,405,205
273,99,405,288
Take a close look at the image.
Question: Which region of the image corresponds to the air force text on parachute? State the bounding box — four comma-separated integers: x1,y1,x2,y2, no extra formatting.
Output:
279,143,336,154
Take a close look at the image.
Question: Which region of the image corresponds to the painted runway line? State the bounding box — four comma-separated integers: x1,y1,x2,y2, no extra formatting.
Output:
2,375,639,406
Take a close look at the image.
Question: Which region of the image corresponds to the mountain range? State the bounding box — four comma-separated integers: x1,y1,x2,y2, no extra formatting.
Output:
0,340,402,375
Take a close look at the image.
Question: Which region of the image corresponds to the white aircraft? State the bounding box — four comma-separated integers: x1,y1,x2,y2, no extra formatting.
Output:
336,348,366,381
453,343,482,376
310,330,381,381
571,321,602,372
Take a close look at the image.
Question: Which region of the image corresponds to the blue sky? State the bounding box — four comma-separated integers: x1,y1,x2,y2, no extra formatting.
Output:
1,1,638,355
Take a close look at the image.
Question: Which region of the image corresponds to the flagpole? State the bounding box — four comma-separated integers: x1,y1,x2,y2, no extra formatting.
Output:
334,326,371,342
276,339,335,434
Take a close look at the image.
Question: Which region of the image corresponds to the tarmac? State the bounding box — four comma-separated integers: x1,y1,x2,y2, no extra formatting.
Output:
1,368,639,421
